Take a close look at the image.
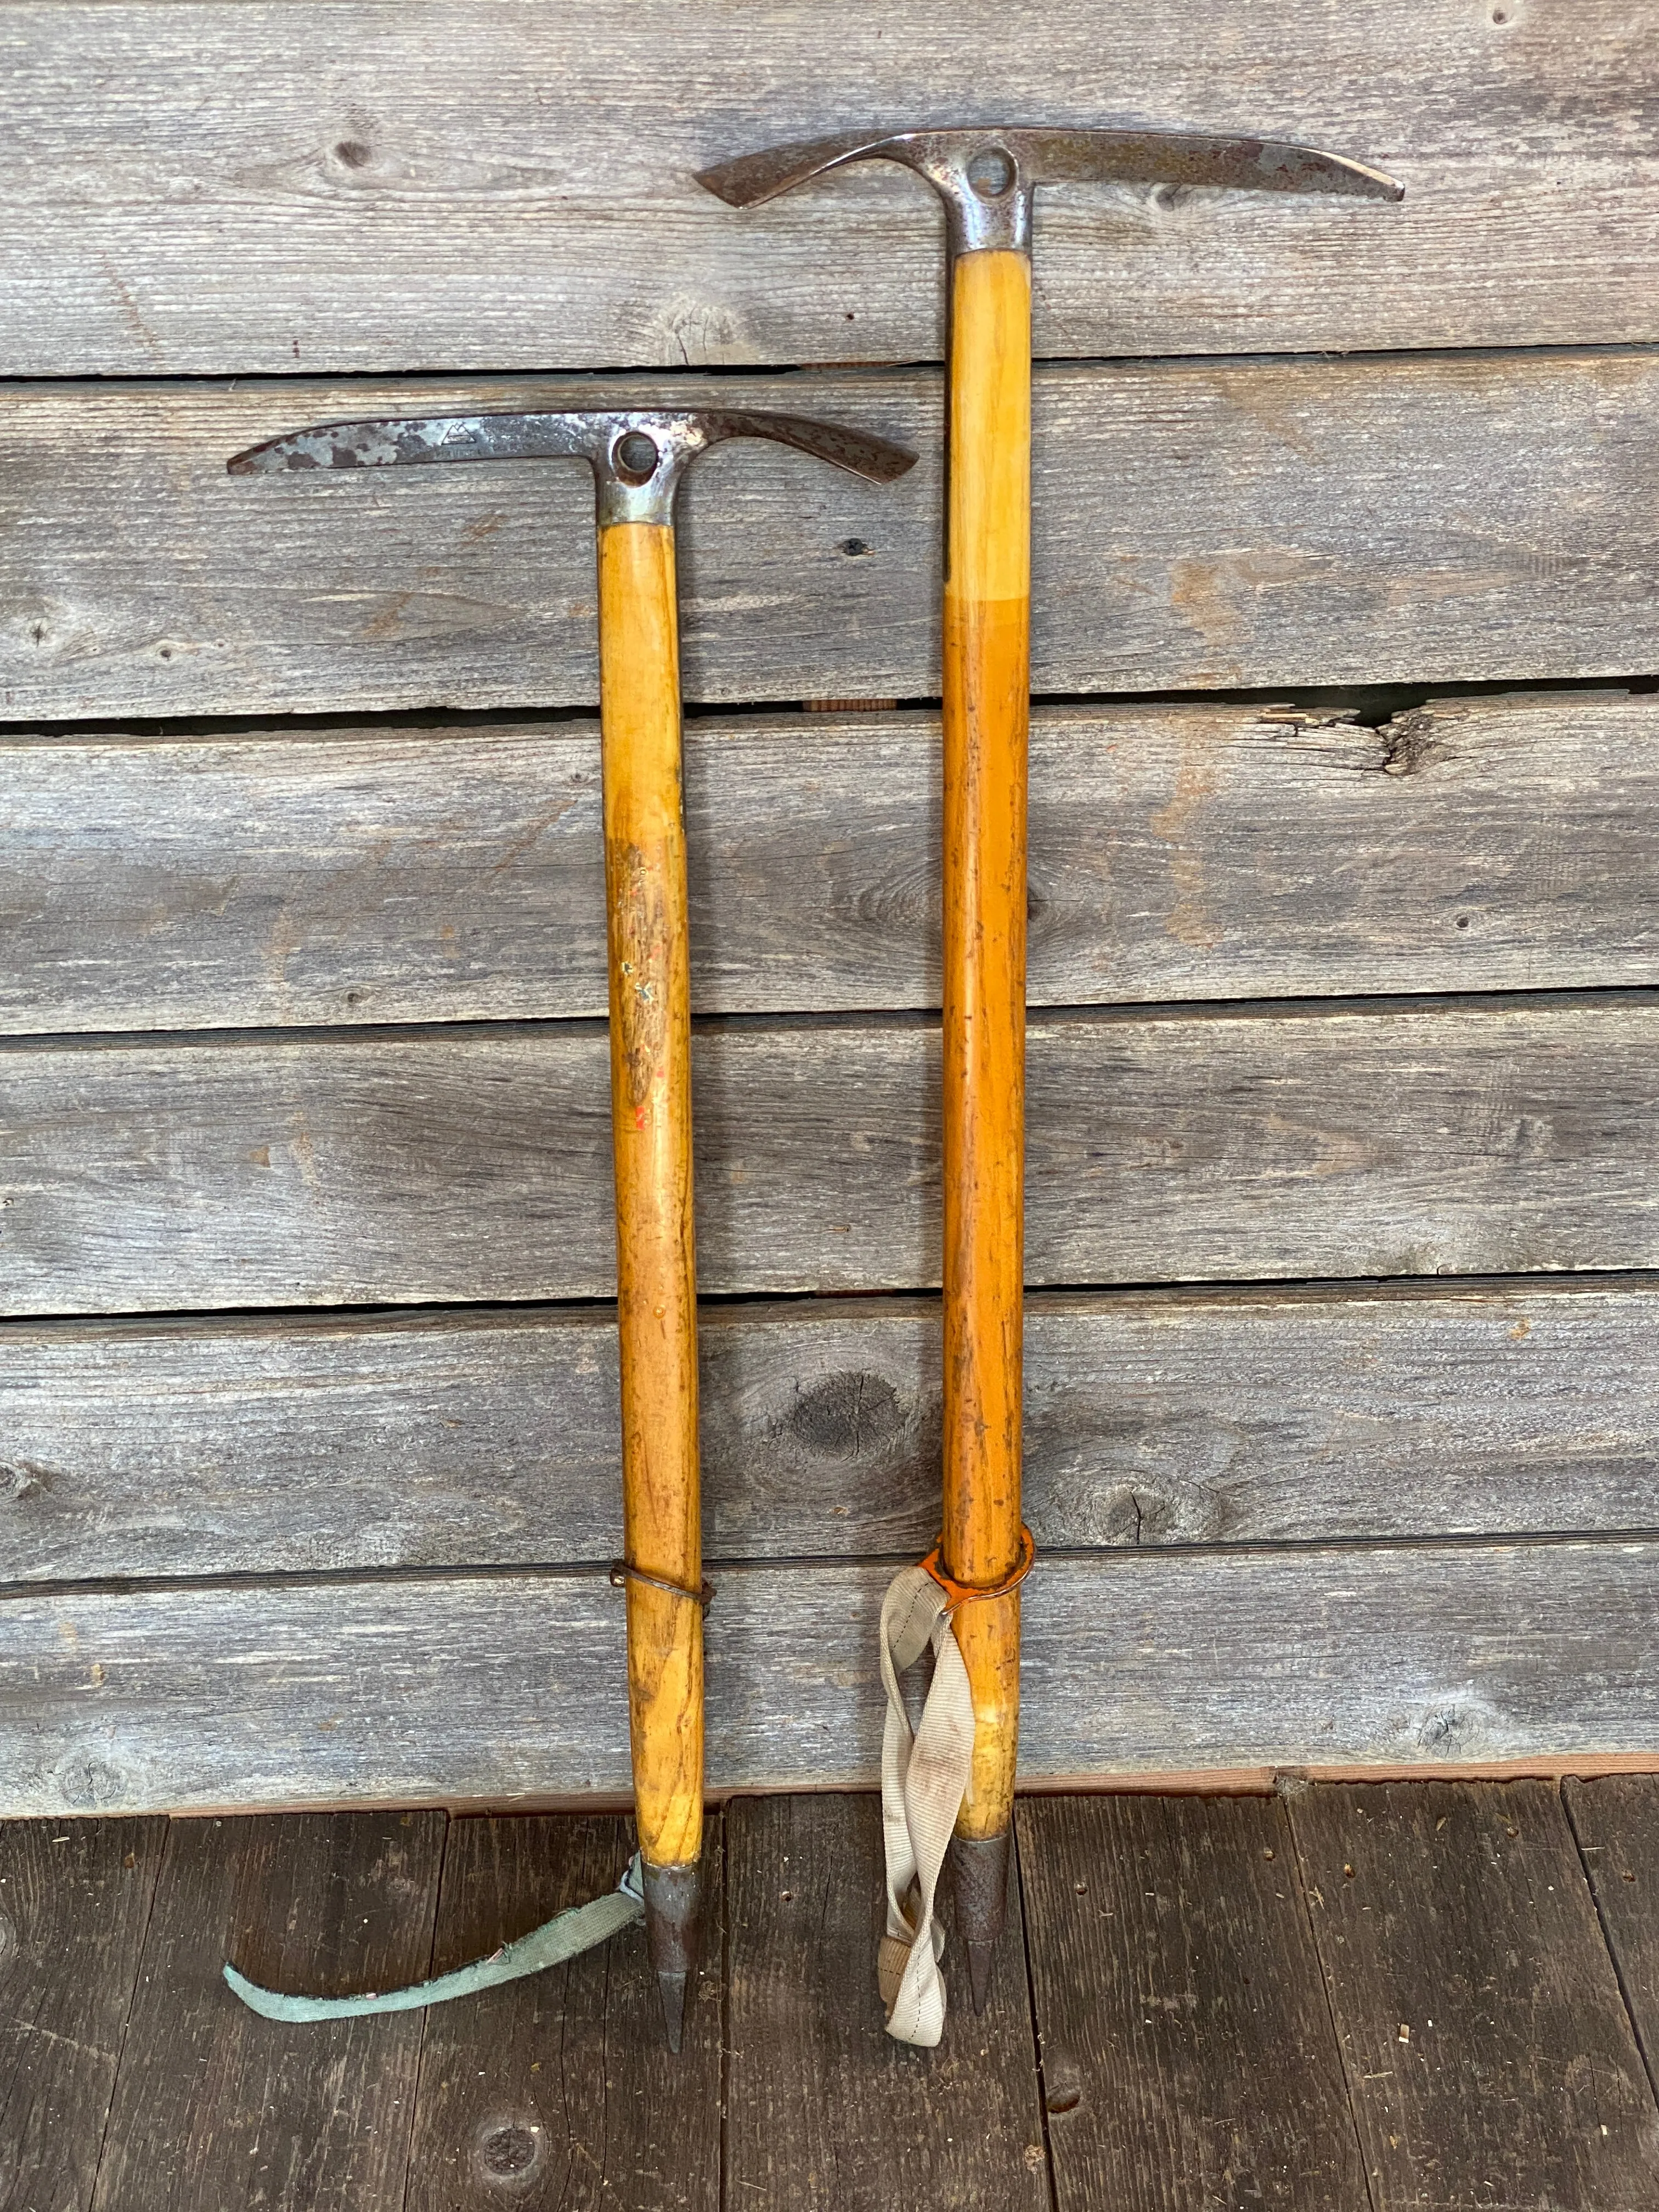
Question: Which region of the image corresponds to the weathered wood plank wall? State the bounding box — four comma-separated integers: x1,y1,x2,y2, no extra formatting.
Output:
4,998,1659,1313
6,694,1657,1032
4,4,1655,371
8,1542,1656,1818
1,1,1655,1813
5,1284,1656,1584
7,357,1659,718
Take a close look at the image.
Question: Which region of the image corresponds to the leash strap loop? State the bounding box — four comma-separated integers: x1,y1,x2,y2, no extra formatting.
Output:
875,1565,977,2047
224,1855,646,2022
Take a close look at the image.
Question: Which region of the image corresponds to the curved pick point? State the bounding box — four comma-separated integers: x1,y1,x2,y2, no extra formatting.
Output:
1024,126,1403,200
708,409,916,486
696,131,912,207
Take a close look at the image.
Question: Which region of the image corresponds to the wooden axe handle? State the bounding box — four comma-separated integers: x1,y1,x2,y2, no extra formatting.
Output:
598,520,703,1877
941,248,1032,1839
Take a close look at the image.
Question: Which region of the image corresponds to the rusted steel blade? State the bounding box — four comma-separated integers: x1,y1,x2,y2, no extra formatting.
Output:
698,124,1402,208
228,407,915,486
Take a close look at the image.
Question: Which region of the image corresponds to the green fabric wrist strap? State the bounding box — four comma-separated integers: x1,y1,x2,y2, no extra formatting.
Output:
223,1852,645,2022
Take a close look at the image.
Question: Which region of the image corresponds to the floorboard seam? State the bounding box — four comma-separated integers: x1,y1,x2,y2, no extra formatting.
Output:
396,1809,451,2212
1560,1780,1659,2115
86,1816,170,2212
1011,1815,1062,2212
1280,1787,1381,2212
718,1805,731,2212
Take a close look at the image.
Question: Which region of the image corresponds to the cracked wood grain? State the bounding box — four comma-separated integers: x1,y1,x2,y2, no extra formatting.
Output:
7,693,1658,1034
1565,1776,1659,2103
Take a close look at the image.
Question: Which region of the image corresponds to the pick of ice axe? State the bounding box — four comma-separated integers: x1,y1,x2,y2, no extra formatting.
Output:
701,125,1403,2010
229,403,915,2051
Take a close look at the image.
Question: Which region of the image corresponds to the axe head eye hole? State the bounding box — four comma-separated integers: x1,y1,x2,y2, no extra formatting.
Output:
967,145,1016,199
613,430,661,484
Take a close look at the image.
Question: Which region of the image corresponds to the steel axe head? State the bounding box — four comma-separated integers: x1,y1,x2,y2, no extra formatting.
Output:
229,405,915,526
699,125,1403,255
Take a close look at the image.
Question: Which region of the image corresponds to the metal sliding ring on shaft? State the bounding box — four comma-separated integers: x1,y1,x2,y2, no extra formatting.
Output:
608,1560,717,1611
919,1523,1036,1611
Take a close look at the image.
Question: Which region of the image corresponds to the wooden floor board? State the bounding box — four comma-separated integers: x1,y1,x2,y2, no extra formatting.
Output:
1565,1776,1659,2102
0,1816,166,2212
403,1813,720,2212
1289,1780,1659,2210
1017,1793,1366,2212
724,1793,1048,2210
89,1810,444,2212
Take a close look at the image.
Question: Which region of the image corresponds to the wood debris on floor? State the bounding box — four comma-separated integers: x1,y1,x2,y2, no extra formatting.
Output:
1,1779,1655,2211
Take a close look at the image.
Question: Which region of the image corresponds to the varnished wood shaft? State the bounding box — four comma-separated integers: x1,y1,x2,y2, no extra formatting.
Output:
598,520,702,1875
942,249,1032,1841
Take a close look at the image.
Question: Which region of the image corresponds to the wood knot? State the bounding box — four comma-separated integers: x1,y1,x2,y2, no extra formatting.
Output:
473,2112,546,2188
789,1370,902,1458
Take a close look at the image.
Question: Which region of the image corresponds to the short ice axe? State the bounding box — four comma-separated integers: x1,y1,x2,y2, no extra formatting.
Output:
228,403,915,2050
701,125,1403,2014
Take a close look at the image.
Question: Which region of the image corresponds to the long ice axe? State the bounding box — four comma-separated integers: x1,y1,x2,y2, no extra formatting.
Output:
699,123,1403,2015
229,403,915,2050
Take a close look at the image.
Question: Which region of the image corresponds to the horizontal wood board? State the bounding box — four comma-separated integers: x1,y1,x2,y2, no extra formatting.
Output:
3,1540,1655,1815
7,355,1659,720
4,1280,1658,1584
3,997,1658,1315
4,4,1657,373
9,692,1659,1034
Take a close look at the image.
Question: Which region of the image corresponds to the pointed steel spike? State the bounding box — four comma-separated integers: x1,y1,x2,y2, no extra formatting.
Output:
951,1828,1012,2014
964,1938,997,2017
641,1859,702,2053
657,1968,690,2054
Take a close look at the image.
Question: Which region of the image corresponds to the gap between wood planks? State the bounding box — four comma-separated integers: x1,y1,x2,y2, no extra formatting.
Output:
4,667,1655,745
123,1759,1659,1826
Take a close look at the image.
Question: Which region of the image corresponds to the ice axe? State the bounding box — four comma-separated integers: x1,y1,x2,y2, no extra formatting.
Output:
699,125,1403,2017
228,403,915,2050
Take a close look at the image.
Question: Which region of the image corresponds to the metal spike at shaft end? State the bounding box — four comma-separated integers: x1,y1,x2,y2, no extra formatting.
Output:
641,1859,702,2053
656,1970,689,2054
951,1829,1012,2015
